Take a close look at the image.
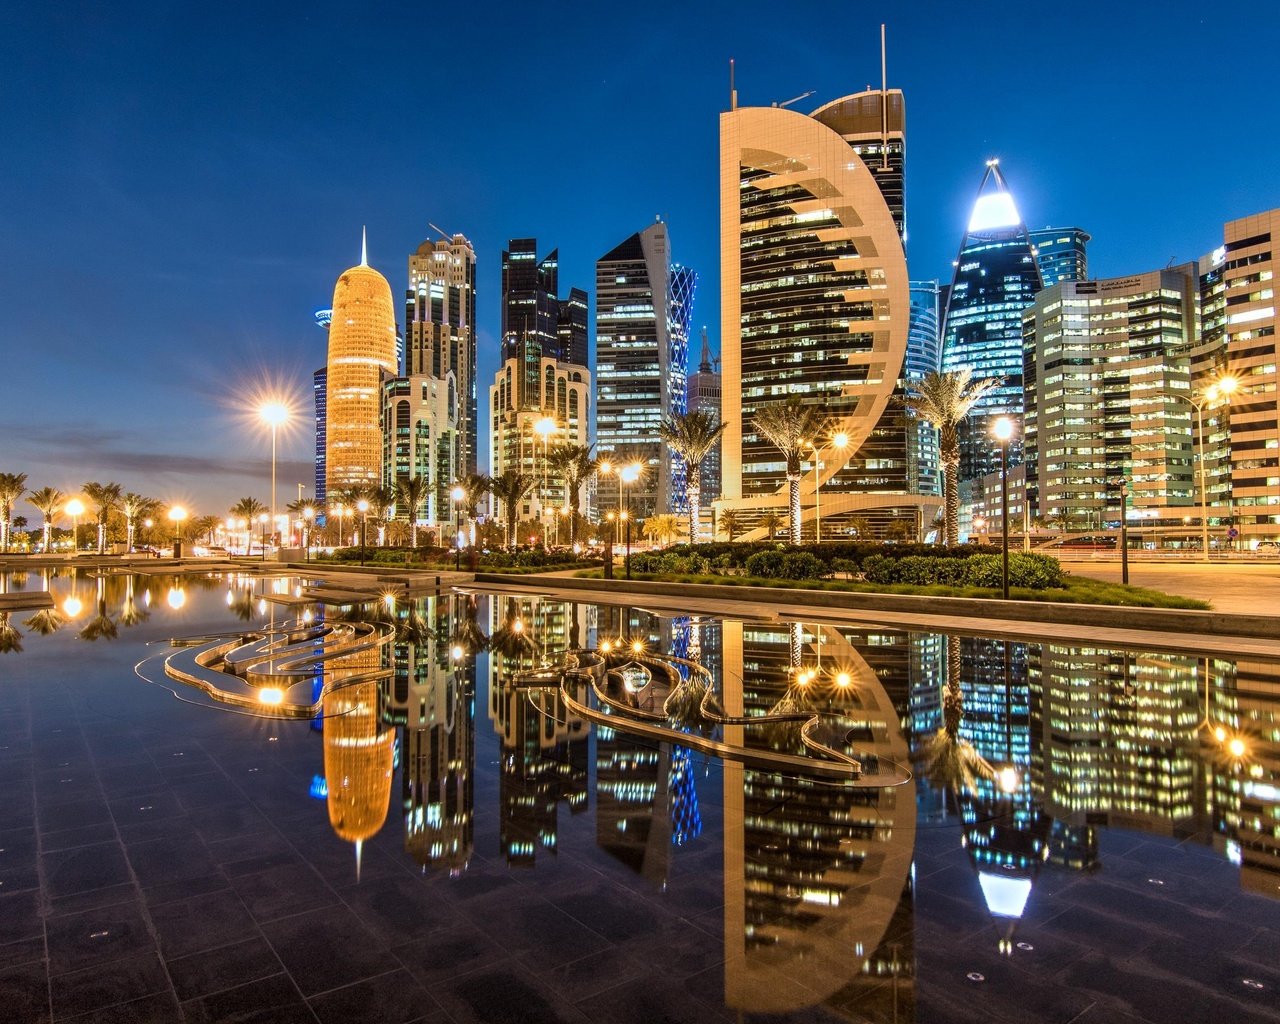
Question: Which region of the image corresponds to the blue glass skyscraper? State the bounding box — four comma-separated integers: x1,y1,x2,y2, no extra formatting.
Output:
941,160,1043,481
1028,227,1089,286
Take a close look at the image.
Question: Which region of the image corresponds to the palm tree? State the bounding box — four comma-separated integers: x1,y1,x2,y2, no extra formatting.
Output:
761,511,782,542
229,497,267,553
395,476,430,548
659,411,726,545
366,485,396,546
82,481,122,554
751,398,830,543
27,486,63,553
190,515,221,546
717,509,741,542
0,613,21,654
547,446,596,547
901,369,1001,546
121,493,159,551
490,471,537,550
0,473,29,554
643,514,682,547
456,473,492,549
915,636,994,797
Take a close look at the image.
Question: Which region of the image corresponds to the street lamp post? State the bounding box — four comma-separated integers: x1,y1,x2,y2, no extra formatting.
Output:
620,463,641,560
598,460,617,545
534,416,556,548
992,417,1014,600
257,513,268,561
65,499,85,555
1164,376,1238,561
356,498,369,566
811,431,849,543
623,510,632,579
1116,477,1130,585
259,403,289,548
451,485,465,571
169,506,187,559
302,506,314,562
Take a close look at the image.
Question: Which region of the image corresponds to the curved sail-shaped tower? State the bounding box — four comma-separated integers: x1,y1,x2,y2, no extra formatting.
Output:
718,97,917,539
941,161,1043,482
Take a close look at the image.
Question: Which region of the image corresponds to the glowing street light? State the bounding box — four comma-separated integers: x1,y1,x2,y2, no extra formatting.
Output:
1164,374,1240,560
356,498,370,565
451,484,465,570
168,505,187,559
259,401,290,548
65,498,85,554
811,430,850,542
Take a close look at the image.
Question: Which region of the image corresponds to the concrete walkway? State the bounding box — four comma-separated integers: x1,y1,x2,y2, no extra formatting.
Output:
1060,559,1280,615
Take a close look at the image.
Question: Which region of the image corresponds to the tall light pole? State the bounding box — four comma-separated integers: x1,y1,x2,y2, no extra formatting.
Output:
451,484,465,571
257,513,268,561
259,402,290,548
534,416,556,547
992,417,1014,600
810,430,849,543
598,460,617,544
1164,375,1238,561
356,498,369,565
302,506,314,562
169,506,187,559
65,498,84,554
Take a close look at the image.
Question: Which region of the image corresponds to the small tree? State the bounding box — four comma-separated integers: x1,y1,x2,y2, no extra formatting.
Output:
761,511,782,542
27,486,64,553
396,476,429,548
658,411,726,545
643,514,683,547
0,473,28,554
82,480,122,553
490,471,537,550
752,399,830,542
717,509,742,542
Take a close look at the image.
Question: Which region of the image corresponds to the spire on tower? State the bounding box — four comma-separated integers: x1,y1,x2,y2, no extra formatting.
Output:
360,226,368,267
698,326,713,373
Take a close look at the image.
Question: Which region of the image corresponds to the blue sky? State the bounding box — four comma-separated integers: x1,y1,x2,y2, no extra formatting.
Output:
1,1,1276,517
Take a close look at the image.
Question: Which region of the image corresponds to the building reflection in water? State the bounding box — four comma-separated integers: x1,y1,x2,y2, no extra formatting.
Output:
383,594,475,876
722,618,917,1020
487,595,589,866
322,621,394,877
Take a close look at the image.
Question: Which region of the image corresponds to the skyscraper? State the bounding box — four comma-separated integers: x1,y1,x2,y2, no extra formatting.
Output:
501,239,588,367
907,281,943,496
1022,266,1198,526
1198,209,1280,546
381,374,457,537
406,232,477,475
941,160,1043,481
687,328,722,513
325,234,398,495
1029,227,1090,286
718,89,916,539
594,220,695,518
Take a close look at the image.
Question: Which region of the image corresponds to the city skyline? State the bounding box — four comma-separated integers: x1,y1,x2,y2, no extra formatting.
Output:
2,3,1278,512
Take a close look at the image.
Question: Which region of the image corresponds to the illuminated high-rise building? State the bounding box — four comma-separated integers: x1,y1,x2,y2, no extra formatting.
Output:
718,85,918,539
907,281,943,497
381,374,457,536
325,233,398,495
595,220,696,517
1028,227,1089,286
686,328,723,514
1197,209,1280,545
313,365,327,510
406,233,477,475
1022,266,1198,525
941,161,1043,482
501,239,587,367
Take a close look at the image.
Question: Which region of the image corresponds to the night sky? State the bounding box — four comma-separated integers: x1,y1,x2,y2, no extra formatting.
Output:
2,1,1276,517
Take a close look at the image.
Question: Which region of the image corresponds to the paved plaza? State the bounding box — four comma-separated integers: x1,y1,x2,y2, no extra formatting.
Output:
1059,559,1280,615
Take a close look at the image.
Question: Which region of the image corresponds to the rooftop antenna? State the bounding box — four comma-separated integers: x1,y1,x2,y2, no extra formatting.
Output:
730,58,737,110
360,226,368,266
880,23,889,171
428,222,453,242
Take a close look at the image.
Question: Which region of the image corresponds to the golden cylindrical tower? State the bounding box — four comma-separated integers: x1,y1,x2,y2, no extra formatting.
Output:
325,234,397,493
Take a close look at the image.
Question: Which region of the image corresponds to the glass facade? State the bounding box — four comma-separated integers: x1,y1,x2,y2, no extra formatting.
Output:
1022,267,1198,525
1028,227,1090,286
594,222,695,517
906,281,943,496
687,328,722,510
406,234,477,475
501,239,587,367
941,162,1043,482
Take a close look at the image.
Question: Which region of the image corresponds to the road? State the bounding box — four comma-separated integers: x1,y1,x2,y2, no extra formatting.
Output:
1058,558,1280,614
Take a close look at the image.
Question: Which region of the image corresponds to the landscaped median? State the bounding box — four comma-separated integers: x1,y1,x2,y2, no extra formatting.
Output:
608,541,1205,609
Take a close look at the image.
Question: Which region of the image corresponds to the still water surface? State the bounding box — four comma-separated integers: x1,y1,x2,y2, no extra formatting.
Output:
0,568,1277,1023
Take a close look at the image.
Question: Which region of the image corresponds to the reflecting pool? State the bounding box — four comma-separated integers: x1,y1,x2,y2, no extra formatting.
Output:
0,568,1278,1023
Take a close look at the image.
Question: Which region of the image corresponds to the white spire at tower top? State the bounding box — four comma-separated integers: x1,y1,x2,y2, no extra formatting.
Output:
360,226,368,267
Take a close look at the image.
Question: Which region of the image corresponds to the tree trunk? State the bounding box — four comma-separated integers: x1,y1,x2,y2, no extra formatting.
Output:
687,476,700,547
787,472,801,542
127,520,135,551
43,521,51,553
944,458,960,547
945,635,963,740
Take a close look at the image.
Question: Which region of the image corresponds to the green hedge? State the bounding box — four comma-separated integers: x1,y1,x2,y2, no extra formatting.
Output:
863,551,1066,589
479,549,590,569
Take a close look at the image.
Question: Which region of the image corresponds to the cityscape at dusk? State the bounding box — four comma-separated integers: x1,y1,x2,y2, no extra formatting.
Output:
3,2,1277,509
2,5,1279,1024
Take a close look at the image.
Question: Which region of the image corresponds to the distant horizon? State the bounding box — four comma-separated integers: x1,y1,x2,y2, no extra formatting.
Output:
2,1,1276,518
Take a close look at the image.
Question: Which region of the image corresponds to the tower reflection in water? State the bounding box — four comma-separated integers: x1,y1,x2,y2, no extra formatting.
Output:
294,590,1279,1021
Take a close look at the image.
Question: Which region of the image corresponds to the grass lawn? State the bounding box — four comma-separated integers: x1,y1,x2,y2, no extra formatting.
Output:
570,569,1209,609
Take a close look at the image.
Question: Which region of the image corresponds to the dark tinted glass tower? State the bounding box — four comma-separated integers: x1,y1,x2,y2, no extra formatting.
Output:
501,239,586,367
941,161,1043,481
